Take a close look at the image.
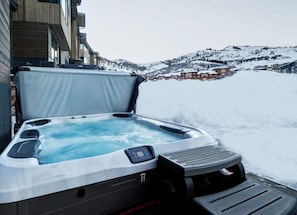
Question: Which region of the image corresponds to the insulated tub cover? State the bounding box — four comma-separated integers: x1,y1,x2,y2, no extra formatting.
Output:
13,66,144,122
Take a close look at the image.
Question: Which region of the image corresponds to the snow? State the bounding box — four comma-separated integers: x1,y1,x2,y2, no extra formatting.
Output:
136,70,297,191
99,46,297,75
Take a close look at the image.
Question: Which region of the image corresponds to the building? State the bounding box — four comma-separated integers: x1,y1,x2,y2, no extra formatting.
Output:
197,70,218,80
198,71,210,80
10,0,85,67
70,8,85,64
79,33,100,65
0,0,99,151
170,74,180,80
215,66,230,76
0,0,17,152
181,71,198,79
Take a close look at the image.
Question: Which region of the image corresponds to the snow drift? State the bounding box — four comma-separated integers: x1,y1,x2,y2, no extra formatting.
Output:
137,70,297,190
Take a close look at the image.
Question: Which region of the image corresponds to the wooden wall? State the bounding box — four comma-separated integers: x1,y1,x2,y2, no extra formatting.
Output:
12,21,49,64
0,0,11,152
12,0,60,24
12,0,71,51
0,0,10,82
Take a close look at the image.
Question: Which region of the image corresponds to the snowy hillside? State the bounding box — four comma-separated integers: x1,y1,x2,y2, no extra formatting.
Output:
100,46,297,75
136,70,297,191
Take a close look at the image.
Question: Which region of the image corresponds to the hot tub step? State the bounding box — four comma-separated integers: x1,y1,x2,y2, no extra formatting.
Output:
192,178,297,215
158,145,242,177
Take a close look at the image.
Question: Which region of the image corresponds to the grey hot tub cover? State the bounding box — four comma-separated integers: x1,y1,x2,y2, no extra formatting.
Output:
13,66,144,124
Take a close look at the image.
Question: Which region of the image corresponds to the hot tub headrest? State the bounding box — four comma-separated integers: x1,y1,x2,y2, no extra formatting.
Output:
20,129,40,139
7,139,41,158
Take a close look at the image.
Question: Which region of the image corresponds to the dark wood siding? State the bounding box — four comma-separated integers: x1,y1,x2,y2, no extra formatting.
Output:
12,21,48,59
12,0,71,51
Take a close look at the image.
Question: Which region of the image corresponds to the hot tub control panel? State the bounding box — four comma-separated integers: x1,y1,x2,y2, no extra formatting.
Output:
125,146,155,163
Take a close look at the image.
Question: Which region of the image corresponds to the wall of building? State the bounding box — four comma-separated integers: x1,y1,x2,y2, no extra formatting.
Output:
0,0,11,152
11,0,72,66
12,0,71,49
12,21,49,65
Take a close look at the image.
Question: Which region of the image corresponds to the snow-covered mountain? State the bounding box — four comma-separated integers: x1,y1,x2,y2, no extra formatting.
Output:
99,46,297,75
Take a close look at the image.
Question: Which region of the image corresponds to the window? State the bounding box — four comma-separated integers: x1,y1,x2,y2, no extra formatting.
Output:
49,37,59,63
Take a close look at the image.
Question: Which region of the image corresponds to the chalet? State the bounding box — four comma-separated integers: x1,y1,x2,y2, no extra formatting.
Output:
157,75,165,80
170,74,179,80
181,71,198,79
198,70,218,80
209,70,218,79
198,71,209,80
212,66,230,77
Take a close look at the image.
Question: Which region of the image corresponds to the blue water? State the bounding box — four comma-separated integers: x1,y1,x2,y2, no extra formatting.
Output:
37,118,183,164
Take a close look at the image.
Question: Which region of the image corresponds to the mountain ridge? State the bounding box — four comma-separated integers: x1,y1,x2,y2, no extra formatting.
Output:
99,45,297,75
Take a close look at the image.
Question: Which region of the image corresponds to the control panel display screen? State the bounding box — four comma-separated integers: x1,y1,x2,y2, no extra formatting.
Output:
136,151,145,157
125,146,155,163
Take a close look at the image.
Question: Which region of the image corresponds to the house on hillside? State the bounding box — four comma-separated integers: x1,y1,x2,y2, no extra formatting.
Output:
212,66,231,77
198,70,219,80
170,74,180,80
157,75,165,80
181,71,198,79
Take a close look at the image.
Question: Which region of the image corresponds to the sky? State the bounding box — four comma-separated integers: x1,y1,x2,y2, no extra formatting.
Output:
137,70,297,191
79,0,297,63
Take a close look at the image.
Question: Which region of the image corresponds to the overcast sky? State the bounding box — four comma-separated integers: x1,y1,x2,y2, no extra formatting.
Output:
79,0,297,63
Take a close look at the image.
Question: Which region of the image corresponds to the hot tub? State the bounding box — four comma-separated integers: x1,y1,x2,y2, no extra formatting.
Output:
0,112,218,214
4,67,295,215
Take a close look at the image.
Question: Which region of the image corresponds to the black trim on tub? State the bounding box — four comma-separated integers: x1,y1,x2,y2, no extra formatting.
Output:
113,113,133,118
26,119,51,126
159,125,186,134
8,140,41,158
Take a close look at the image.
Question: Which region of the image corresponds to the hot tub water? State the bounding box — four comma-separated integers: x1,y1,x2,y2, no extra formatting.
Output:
37,117,184,164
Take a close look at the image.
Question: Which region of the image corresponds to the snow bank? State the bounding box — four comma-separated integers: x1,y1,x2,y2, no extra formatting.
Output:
137,71,297,190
